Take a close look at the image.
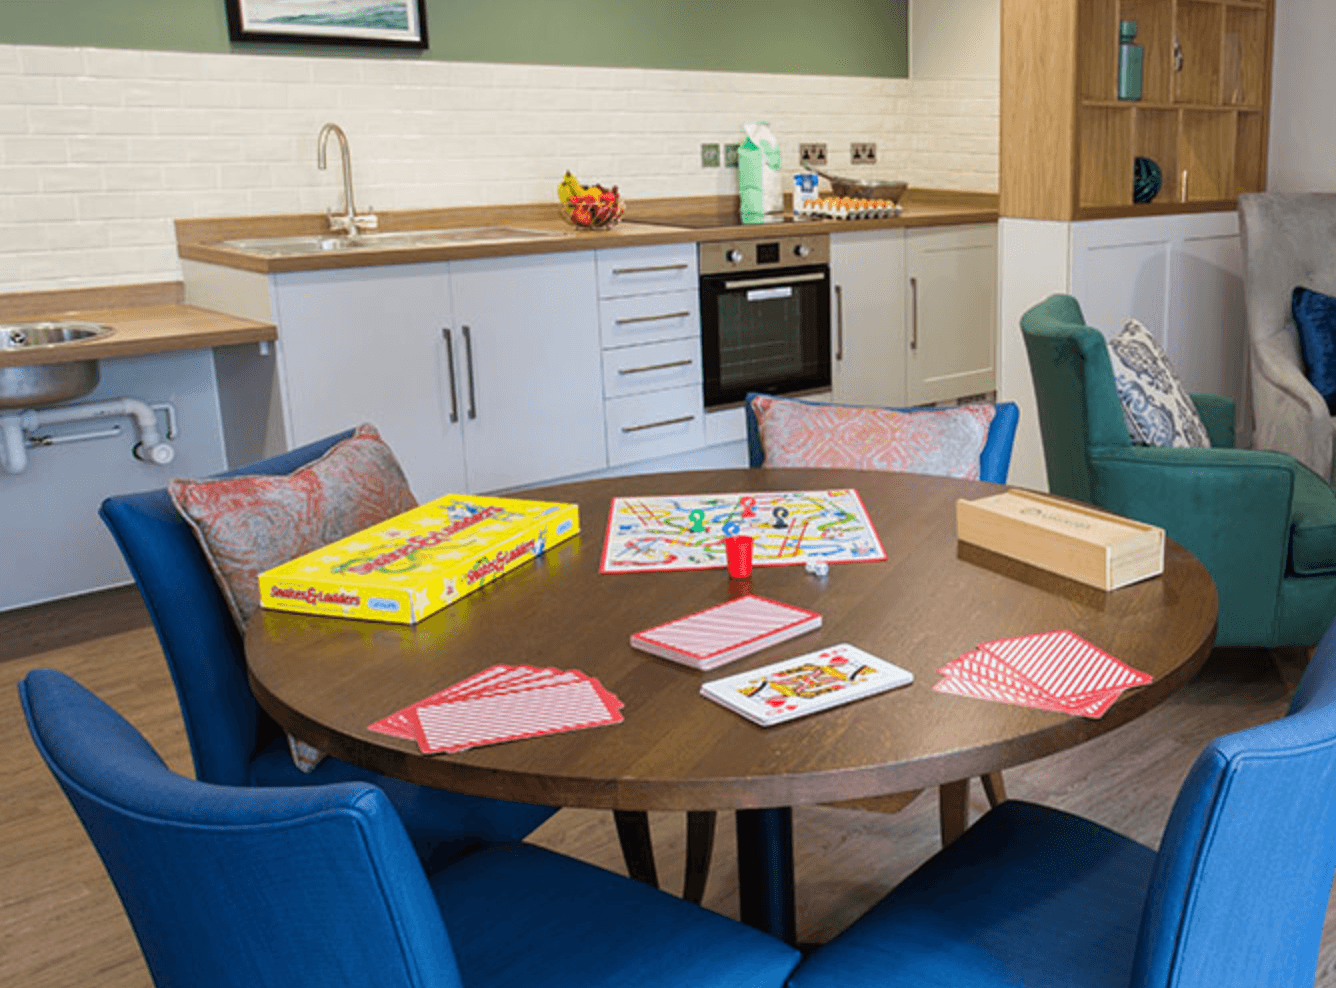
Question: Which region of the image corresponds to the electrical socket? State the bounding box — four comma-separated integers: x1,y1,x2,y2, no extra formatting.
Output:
724,143,740,167
798,143,828,168
850,142,878,165
701,143,720,168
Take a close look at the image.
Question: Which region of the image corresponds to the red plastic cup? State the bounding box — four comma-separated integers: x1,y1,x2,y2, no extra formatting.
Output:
725,535,754,579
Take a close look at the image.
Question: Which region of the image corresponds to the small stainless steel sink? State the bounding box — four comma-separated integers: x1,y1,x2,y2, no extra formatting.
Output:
219,226,568,256
0,321,114,409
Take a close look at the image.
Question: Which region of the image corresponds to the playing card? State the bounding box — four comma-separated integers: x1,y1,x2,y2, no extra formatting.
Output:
977,630,1151,698
631,595,823,671
700,643,913,726
933,668,1124,718
412,677,623,753
939,649,1122,712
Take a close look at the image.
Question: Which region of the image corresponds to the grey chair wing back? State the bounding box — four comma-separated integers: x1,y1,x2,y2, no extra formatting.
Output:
1238,191,1336,480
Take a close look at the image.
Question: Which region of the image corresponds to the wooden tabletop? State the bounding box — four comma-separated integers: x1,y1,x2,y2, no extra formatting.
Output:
246,469,1217,812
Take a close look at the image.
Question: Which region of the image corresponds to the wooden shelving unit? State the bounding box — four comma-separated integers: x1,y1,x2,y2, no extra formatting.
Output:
1001,0,1274,221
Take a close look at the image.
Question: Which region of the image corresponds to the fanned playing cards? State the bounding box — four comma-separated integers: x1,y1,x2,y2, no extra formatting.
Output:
631,594,823,671
701,643,913,726
368,664,622,753
933,630,1150,718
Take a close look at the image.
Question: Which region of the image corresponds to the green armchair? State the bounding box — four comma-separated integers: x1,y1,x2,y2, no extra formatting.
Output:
1021,293,1336,648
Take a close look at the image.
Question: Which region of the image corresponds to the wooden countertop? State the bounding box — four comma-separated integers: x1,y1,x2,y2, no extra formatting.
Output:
0,283,276,367
176,190,999,274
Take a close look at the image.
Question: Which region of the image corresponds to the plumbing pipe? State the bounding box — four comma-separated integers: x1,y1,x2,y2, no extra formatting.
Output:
0,397,175,474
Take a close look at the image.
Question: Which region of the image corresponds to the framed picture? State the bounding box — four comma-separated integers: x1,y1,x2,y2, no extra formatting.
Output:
225,0,429,49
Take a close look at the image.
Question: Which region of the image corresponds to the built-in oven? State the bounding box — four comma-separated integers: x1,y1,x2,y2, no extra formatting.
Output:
698,233,831,409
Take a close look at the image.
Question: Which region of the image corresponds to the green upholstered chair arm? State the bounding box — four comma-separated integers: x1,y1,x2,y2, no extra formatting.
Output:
1088,445,1296,646
1190,393,1237,449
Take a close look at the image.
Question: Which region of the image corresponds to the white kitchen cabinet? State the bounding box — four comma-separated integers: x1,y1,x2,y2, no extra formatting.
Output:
594,243,705,467
829,230,908,406
269,262,468,499
449,251,608,491
905,223,997,405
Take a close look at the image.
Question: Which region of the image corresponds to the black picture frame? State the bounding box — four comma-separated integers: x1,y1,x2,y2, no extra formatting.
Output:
225,0,429,49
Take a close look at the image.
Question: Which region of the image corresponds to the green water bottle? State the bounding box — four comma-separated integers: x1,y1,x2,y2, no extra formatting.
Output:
1118,21,1144,101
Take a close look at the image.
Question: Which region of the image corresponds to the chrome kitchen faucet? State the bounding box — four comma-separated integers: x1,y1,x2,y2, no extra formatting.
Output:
316,123,378,236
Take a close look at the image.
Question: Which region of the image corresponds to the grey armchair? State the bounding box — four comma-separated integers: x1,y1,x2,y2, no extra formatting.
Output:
1238,192,1336,481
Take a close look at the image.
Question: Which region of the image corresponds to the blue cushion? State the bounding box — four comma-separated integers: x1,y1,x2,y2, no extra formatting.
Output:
431,842,801,988
1292,286,1336,414
788,800,1155,988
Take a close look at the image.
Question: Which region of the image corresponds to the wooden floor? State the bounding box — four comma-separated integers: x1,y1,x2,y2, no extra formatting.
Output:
3,587,1335,986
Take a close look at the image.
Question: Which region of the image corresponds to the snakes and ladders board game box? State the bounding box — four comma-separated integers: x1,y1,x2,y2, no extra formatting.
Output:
258,494,579,625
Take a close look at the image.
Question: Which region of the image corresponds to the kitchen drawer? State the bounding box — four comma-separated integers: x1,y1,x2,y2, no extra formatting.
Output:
605,385,705,466
597,244,698,298
602,337,702,398
598,289,699,349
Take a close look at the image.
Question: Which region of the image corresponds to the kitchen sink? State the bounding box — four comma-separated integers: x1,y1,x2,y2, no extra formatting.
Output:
219,226,569,256
0,321,114,409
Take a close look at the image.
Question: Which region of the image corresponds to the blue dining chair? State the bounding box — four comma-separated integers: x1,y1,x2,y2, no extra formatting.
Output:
745,391,1021,842
788,619,1336,988
98,430,557,870
19,668,803,988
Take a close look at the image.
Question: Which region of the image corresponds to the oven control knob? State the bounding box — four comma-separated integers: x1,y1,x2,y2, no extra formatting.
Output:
726,249,744,264
794,244,811,258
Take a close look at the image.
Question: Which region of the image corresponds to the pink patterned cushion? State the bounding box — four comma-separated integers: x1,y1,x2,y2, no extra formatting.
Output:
752,395,996,479
169,424,417,630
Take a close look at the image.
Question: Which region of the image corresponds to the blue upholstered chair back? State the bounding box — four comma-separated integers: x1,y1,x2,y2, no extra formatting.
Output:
20,668,464,988
98,431,353,786
1130,621,1336,988
744,394,1020,484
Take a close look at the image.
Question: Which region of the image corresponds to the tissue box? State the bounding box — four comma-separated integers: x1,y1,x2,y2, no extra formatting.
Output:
258,493,580,624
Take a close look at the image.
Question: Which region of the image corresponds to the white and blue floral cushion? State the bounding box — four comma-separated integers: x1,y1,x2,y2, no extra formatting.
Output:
1107,319,1211,449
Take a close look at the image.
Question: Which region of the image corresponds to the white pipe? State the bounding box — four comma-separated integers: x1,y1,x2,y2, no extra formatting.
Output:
0,398,175,475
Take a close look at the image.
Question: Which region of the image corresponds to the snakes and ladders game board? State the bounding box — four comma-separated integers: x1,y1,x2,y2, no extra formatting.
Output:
600,489,885,573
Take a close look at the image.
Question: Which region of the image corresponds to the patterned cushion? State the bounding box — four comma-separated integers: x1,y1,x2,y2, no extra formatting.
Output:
750,394,996,479
1107,319,1211,449
168,424,417,631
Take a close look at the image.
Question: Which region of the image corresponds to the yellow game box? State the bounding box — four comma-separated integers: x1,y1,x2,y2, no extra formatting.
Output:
258,494,580,625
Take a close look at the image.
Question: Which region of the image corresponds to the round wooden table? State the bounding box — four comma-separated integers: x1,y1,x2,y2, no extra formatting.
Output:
247,469,1217,942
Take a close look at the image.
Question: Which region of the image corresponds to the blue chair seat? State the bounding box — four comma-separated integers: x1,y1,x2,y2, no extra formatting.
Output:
789,800,1153,988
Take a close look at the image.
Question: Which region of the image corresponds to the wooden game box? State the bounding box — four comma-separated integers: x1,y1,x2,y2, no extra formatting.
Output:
258,494,579,625
956,490,1164,591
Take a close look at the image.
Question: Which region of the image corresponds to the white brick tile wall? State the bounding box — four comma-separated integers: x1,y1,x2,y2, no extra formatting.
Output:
0,43,998,292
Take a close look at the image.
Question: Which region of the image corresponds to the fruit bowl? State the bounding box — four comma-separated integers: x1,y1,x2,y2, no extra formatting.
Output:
558,172,625,229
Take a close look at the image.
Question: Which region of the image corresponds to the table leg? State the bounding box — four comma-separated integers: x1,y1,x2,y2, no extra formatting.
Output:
613,809,659,888
735,807,796,945
939,779,969,846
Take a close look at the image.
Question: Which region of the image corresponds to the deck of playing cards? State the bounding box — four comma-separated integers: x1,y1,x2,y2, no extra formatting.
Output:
934,629,1151,718
368,664,623,753
700,643,913,726
631,594,823,671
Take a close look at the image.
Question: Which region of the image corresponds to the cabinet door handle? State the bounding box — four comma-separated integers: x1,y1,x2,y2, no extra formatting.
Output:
618,358,694,375
622,414,695,434
614,310,692,326
442,327,459,424
462,324,477,421
910,277,919,351
611,263,690,275
834,284,845,361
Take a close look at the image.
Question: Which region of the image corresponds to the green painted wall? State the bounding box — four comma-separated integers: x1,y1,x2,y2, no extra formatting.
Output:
0,0,909,78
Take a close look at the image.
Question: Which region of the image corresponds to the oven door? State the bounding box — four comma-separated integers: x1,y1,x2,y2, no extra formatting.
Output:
700,265,831,408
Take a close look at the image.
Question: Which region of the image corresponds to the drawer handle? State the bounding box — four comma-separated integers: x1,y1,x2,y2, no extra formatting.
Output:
618,358,694,375
611,263,690,275
614,310,692,326
622,414,696,434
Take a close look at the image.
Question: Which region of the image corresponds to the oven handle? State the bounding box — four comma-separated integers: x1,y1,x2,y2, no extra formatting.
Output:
722,272,828,291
